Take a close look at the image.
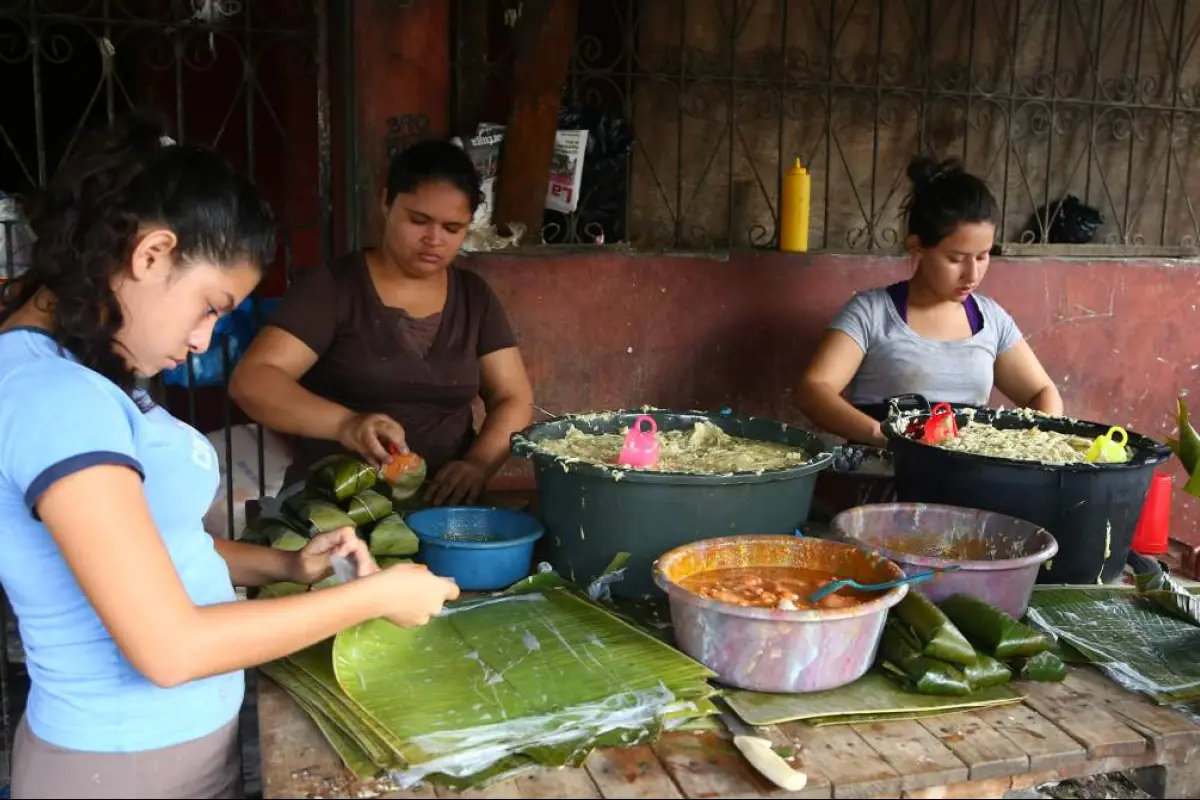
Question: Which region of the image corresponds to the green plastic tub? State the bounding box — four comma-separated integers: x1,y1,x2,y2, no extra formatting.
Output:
510,409,834,597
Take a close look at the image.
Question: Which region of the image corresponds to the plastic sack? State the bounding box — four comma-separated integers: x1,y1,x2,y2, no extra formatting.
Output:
1021,195,1104,244
163,296,279,388
543,104,635,244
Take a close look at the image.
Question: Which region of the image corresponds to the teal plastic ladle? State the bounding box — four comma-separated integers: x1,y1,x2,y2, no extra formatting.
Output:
807,565,962,605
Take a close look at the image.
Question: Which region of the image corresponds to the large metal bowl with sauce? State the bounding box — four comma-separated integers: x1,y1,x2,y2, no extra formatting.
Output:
652,535,907,693
829,503,1058,618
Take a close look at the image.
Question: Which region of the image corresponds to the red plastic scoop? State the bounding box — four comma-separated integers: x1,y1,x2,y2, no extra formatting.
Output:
922,402,959,445
618,415,661,468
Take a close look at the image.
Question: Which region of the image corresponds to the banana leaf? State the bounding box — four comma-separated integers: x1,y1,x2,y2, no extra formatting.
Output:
723,669,1021,726
879,618,973,696
284,497,356,536
1011,650,1067,682
368,514,419,557
259,662,382,779
344,488,393,527
243,517,309,551
330,586,717,789
1134,569,1200,627
893,591,976,665
1026,585,1200,703
939,593,1048,659
389,484,430,514
963,653,1013,690
1167,396,1200,498
376,556,413,569
308,455,378,503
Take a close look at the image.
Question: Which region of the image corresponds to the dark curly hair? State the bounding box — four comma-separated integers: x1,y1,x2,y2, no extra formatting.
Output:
0,111,276,403
385,139,483,213
901,155,997,248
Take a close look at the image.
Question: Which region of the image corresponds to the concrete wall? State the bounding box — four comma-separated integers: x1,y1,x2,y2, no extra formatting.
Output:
467,250,1200,541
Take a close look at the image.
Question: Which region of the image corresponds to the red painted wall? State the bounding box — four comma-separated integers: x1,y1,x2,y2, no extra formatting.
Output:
465,251,1200,543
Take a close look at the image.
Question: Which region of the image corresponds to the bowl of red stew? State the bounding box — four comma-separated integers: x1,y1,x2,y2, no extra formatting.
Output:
652,534,907,693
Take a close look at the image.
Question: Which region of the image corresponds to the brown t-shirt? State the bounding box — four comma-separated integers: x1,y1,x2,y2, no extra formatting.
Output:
269,252,517,481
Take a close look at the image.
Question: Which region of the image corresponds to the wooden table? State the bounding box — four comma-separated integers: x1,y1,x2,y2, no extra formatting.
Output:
259,665,1200,799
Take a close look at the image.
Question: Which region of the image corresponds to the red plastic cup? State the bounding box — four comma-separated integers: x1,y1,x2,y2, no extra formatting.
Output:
1131,470,1173,556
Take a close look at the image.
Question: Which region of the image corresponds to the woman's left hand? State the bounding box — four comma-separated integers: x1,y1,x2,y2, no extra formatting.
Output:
291,526,379,585
426,460,488,506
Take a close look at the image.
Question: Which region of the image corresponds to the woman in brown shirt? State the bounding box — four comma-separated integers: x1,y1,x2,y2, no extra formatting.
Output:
229,140,534,506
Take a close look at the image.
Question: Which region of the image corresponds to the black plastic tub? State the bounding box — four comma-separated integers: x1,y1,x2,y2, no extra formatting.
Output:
510,409,835,597
881,402,1171,585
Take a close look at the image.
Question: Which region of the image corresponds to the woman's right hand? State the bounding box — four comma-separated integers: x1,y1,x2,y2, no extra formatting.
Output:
337,412,409,467
369,562,460,628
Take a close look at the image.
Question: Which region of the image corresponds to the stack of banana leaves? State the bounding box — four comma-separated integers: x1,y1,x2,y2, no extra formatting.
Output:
259,570,719,790
879,592,1066,696
242,454,427,586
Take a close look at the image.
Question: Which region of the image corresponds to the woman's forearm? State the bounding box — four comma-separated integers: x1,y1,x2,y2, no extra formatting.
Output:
229,363,353,443
1026,384,1064,416
464,396,533,476
214,539,299,587
796,382,885,446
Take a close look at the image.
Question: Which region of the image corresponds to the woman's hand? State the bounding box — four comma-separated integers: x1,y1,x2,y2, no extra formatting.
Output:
291,526,379,585
337,412,409,467
369,563,460,627
426,459,488,506
868,421,888,448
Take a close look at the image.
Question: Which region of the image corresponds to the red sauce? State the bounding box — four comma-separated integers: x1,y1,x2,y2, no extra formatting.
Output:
679,566,867,610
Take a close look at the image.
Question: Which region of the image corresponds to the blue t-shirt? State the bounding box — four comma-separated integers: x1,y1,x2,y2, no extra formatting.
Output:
0,327,243,753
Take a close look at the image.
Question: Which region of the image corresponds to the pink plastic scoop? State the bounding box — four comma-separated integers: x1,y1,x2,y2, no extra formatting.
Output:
619,415,661,468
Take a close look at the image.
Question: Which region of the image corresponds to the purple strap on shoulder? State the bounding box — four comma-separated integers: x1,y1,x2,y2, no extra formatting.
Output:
887,281,983,335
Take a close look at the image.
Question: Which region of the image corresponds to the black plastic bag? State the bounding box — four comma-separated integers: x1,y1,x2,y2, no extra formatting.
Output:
1021,195,1104,244
543,103,635,244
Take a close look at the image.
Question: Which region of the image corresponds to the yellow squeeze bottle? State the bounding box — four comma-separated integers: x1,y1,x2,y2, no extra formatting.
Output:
780,157,811,252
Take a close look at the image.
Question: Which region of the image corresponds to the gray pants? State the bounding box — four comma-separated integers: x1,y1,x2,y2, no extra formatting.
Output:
11,715,243,799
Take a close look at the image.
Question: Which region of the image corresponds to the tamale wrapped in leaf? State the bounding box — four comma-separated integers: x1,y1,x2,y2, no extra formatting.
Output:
243,517,309,551
893,590,976,665
307,454,377,502
379,451,427,500
879,619,973,696
1011,650,1067,682
284,498,356,536
939,594,1048,658
368,513,419,557
344,488,393,526
962,653,1012,690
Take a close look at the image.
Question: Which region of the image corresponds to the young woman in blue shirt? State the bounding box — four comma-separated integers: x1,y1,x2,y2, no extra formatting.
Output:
0,114,459,798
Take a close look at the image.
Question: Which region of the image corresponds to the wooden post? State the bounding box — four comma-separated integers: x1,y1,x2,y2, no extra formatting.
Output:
492,0,580,239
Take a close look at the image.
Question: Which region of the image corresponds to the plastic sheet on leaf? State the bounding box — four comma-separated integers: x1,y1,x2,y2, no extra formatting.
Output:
1026,585,1200,704
259,580,717,790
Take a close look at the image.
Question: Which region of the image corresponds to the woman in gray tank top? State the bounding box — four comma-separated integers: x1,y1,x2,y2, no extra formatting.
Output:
796,156,1062,446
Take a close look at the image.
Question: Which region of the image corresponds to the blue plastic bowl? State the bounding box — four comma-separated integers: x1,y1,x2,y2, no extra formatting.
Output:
405,506,545,591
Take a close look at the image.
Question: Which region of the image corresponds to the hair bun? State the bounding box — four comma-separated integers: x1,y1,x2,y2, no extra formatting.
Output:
907,155,965,190
114,110,174,156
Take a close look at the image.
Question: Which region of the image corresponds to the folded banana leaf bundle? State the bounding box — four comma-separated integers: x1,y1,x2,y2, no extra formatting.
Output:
962,653,1013,689
367,514,419,557
1011,650,1067,682
879,618,973,696
893,591,977,665
345,488,394,527
283,496,357,536
308,455,379,503
259,573,718,789
939,594,1048,659
242,517,309,551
